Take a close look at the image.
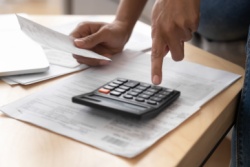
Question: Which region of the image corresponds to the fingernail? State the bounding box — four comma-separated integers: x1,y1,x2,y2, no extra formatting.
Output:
74,39,84,46
99,60,110,65
153,75,160,85
74,39,82,42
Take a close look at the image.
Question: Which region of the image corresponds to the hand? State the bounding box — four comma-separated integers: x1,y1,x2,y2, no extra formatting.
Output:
151,0,200,84
70,20,131,66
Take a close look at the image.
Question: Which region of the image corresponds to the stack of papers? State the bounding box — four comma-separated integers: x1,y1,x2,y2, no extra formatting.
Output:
0,50,241,157
1,15,152,85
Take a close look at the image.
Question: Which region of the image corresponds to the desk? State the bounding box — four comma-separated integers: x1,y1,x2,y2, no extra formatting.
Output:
0,15,244,167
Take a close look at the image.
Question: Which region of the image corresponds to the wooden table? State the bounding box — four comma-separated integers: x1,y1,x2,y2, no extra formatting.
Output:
0,15,245,167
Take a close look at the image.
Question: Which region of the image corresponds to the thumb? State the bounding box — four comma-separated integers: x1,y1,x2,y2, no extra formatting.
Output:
74,32,104,49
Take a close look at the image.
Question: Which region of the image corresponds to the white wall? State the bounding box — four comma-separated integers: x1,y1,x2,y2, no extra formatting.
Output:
64,0,155,25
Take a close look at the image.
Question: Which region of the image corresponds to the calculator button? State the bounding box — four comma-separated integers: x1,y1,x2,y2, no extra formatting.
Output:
124,81,139,88
160,91,171,96
110,91,121,96
136,86,147,90
147,100,157,105
151,86,162,90
119,85,130,91
98,88,110,94
150,97,162,102
117,78,128,82
154,94,167,98
113,80,123,85
147,88,159,92
115,88,126,93
138,94,150,99
128,92,139,96
135,97,145,102
109,83,119,87
103,85,115,90
143,91,154,96
123,94,133,99
132,89,143,93
139,83,151,88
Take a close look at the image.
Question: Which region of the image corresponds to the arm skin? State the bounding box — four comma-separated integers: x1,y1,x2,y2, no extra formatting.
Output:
115,0,148,35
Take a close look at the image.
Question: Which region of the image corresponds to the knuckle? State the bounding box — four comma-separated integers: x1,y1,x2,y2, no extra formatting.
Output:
189,23,198,32
165,24,176,34
100,27,109,34
188,15,200,32
84,35,94,43
151,49,163,59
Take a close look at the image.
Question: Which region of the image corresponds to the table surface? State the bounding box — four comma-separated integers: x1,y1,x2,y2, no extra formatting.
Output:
0,15,245,167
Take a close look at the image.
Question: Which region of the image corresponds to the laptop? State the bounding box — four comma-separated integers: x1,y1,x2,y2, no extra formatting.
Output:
0,14,49,77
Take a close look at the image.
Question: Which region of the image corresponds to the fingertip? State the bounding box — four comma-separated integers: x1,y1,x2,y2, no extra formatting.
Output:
172,55,184,61
73,54,80,59
99,60,110,65
151,49,164,85
152,75,161,85
169,41,185,61
74,39,85,47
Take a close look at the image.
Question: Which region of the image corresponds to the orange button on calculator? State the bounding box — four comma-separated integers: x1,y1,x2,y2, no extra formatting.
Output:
98,88,110,94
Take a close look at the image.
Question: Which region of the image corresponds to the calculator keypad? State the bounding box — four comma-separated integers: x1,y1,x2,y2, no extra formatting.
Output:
98,78,175,106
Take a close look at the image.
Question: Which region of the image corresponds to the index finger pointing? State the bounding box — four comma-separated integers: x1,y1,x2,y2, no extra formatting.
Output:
151,37,167,85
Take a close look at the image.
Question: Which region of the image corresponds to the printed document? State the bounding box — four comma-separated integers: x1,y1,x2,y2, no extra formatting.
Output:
16,14,110,61
0,50,241,157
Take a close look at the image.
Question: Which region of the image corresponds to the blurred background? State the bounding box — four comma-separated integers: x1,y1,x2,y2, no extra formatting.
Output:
0,0,63,15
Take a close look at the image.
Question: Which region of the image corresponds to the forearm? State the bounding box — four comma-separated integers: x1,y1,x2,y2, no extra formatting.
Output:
114,0,148,32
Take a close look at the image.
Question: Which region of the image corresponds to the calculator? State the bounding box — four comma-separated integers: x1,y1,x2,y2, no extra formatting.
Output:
72,78,180,119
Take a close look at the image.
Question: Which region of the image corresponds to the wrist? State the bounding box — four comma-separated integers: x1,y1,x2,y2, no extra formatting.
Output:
112,19,134,43
113,18,134,33
114,0,148,37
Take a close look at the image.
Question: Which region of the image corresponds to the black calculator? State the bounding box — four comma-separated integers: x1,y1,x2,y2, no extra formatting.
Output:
72,78,180,119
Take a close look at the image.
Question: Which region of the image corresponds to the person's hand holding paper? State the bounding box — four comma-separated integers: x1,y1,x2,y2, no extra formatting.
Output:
70,21,131,66
16,14,110,61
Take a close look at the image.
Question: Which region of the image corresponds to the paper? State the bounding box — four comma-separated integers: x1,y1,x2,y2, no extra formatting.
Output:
16,14,110,61
0,78,18,85
2,64,88,85
0,50,241,157
44,48,80,68
0,13,27,31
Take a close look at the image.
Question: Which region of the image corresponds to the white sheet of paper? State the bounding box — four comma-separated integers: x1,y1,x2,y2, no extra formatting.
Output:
44,48,80,68
0,50,241,157
0,78,18,85
0,14,21,31
16,14,110,61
